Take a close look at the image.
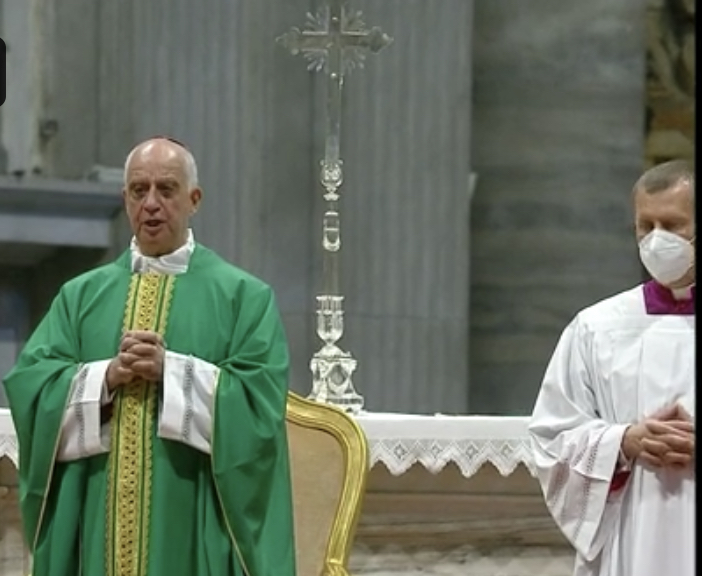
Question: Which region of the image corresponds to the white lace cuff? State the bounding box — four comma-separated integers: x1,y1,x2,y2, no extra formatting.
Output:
57,360,112,462
157,351,220,454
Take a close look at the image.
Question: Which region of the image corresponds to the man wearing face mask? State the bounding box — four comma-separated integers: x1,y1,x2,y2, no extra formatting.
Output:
528,160,695,576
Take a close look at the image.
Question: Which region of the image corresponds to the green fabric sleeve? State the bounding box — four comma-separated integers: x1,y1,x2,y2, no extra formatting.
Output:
2,287,81,548
211,284,296,576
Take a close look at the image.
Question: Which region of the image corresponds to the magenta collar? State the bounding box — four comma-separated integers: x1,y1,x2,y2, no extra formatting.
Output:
643,281,695,315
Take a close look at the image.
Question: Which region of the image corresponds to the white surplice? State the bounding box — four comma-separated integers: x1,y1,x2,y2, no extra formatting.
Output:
528,285,695,576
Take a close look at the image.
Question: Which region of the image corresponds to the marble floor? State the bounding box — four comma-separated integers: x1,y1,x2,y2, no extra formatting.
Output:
351,544,572,575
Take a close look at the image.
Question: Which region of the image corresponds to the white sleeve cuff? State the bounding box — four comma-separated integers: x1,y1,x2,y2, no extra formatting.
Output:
57,360,112,462
157,351,220,454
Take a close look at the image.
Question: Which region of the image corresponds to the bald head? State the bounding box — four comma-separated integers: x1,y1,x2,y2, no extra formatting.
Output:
124,138,199,190
122,138,202,257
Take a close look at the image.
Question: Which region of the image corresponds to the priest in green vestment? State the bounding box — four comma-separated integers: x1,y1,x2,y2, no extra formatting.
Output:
2,137,297,576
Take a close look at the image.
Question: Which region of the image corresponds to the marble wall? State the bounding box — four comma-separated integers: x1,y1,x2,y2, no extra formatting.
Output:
468,0,648,414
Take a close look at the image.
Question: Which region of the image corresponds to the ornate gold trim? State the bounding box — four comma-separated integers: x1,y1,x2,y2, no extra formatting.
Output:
106,273,175,576
286,392,369,576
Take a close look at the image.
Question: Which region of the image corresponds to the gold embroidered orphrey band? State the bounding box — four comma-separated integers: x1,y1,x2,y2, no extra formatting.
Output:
106,273,175,576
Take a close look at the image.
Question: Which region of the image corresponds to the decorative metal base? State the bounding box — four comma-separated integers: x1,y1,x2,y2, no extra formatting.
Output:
309,343,364,414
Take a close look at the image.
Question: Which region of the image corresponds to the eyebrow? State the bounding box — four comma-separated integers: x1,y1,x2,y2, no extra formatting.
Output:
128,176,181,187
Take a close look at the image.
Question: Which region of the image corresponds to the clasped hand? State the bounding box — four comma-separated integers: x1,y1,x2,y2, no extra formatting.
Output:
623,403,695,470
106,330,165,391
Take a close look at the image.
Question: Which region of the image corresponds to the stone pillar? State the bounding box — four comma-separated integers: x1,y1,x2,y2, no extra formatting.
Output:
469,0,648,414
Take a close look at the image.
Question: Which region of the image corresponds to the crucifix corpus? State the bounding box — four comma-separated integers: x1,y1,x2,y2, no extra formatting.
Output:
277,1,392,414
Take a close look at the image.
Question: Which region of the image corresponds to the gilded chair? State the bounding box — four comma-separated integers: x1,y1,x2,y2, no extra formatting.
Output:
286,392,369,576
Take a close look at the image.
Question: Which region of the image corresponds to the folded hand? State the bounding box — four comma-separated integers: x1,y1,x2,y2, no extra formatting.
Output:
107,331,165,390
623,403,695,470
120,330,165,382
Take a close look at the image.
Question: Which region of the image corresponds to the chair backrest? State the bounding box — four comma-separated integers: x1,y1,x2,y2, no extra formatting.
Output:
286,392,369,576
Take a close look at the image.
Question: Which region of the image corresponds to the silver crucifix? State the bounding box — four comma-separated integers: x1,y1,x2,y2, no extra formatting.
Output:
277,1,392,414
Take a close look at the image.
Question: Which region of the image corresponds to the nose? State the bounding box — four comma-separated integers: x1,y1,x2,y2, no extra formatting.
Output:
143,187,160,212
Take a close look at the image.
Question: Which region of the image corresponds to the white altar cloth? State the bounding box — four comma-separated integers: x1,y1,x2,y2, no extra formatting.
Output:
1,408,534,477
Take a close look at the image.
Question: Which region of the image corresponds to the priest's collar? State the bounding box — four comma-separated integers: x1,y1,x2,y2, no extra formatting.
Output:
130,229,195,275
643,280,695,316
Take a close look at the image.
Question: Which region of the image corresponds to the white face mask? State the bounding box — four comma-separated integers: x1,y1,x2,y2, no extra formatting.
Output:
638,229,695,285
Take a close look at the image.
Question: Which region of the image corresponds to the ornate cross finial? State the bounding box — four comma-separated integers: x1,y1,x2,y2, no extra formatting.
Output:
277,2,393,77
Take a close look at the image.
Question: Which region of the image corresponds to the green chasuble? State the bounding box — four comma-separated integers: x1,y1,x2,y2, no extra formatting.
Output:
3,245,296,576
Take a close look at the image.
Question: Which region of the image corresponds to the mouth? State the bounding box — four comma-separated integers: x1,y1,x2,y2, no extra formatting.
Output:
143,219,164,232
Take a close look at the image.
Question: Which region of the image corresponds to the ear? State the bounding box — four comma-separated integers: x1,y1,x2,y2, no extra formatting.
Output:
190,187,203,213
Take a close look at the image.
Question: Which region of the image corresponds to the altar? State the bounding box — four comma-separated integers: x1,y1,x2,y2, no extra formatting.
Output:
0,408,573,576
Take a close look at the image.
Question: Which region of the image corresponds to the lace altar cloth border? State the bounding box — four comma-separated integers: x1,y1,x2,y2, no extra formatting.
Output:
1,408,535,478
356,412,534,478
1,408,18,467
